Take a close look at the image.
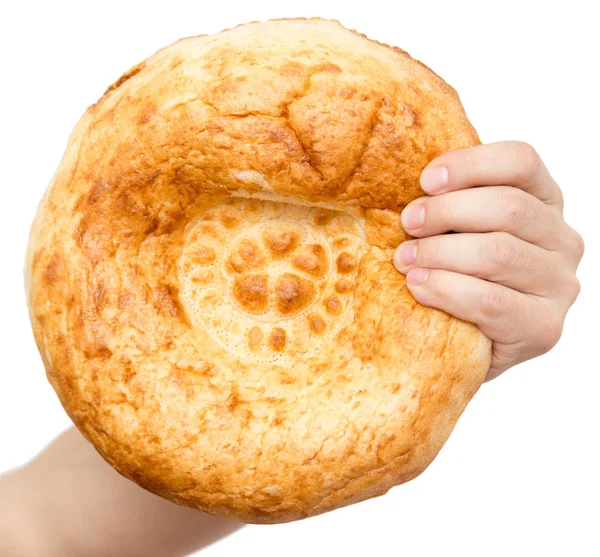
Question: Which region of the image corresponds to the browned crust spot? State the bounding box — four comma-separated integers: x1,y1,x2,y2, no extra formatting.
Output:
334,279,353,294
324,295,342,315
291,244,328,278
262,224,300,257
219,206,243,228
308,314,326,334
227,239,266,273
313,208,333,225
275,273,316,315
336,252,357,274
269,327,287,352
233,274,269,313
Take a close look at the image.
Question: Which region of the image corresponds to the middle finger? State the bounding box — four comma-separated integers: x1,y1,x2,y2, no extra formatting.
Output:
400,185,566,251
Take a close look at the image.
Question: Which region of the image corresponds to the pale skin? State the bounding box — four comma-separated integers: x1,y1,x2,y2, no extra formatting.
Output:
392,141,584,381
0,141,584,555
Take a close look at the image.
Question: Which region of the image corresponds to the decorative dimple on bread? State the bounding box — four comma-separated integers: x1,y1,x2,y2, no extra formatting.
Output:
25,18,492,523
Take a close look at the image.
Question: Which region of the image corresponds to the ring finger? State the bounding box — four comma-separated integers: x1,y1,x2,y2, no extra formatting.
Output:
393,232,565,298
401,185,567,252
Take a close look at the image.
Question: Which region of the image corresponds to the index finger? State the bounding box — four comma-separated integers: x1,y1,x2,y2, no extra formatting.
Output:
420,141,564,212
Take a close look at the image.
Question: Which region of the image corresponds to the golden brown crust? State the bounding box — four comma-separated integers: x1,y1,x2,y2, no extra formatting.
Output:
26,18,491,523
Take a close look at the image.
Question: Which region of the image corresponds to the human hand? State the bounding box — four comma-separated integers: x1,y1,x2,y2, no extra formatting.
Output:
393,141,584,381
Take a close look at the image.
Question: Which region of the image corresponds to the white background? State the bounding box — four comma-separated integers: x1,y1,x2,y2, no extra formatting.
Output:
1,1,598,555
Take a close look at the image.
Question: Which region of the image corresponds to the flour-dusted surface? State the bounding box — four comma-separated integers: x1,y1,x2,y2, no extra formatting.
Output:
25,18,491,523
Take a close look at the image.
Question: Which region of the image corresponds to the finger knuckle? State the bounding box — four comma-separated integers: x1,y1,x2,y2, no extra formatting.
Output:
500,188,529,229
535,314,564,354
563,274,581,303
486,232,519,270
554,187,565,212
511,141,542,182
478,284,507,320
572,230,585,259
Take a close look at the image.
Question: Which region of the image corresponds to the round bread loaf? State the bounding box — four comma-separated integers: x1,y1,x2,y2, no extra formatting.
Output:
26,18,491,523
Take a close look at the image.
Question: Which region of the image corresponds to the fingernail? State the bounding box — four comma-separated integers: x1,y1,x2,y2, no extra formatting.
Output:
401,204,425,229
420,165,449,193
407,268,429,286
394,241,417,269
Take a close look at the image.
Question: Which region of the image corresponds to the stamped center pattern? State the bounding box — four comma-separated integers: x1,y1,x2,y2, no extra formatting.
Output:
179,198,366,363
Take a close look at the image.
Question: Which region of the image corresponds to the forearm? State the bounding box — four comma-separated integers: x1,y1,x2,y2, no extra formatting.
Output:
0,427,242,557
0,467,45,556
